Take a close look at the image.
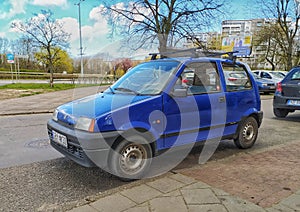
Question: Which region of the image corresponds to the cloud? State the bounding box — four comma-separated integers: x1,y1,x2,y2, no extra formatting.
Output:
60,11,110,56
31,0,67,7
89,5,106,22
0,0,28,19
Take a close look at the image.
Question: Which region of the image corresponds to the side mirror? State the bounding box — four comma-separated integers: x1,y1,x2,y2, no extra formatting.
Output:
172,88,187,97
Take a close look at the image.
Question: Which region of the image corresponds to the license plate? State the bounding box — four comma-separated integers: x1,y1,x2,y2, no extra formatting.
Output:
52,130,68,148
287,100,300,106
269,86,275,89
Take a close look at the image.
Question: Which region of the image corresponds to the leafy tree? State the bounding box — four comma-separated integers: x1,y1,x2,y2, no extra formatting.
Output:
259,0,300,70
35,47,73,74
113,58,133,78
11,10,70,86
101,0,225,53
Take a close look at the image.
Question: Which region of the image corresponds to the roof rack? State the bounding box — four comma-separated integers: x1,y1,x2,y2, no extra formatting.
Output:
149,48,239,61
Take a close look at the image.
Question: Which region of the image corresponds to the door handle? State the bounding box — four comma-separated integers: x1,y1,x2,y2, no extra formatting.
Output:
219,96,226,103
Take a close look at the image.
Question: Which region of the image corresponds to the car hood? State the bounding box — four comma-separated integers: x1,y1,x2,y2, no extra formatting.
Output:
56,92,151,123
256,78,275,84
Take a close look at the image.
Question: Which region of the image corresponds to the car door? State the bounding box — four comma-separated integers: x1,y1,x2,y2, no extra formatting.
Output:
221,62,256,131
162,61,227,149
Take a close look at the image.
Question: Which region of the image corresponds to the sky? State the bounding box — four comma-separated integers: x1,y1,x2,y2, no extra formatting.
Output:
0,0,261,58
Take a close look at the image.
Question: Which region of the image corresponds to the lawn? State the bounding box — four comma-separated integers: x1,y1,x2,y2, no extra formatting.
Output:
0,83,96,90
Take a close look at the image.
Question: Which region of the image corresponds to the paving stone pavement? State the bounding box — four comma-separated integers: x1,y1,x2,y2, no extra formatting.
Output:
67,173,268,212
65,172,300,212
180,141,300,210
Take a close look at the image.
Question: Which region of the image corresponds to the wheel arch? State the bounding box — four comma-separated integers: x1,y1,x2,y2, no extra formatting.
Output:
110,128,157,158
233,112,262,139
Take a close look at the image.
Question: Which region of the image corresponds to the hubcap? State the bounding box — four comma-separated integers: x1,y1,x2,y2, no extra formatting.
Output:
120,144,147,175
243,123,254,142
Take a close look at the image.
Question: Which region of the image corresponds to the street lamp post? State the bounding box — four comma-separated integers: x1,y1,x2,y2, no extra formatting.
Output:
75,0,84,76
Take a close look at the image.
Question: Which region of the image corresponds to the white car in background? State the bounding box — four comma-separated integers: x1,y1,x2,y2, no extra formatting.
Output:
252,70,284,83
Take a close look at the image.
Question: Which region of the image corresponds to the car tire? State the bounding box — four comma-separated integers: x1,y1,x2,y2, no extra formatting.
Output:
234,116,258,149
110,135,152,181
273,108,289,118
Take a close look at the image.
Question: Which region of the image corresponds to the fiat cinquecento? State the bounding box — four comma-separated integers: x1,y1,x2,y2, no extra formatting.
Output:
47,52,263,180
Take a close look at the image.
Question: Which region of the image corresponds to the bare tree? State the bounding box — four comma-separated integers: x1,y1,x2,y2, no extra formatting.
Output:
0,38,10,65
101,0,225,53
11,10,70,86
259,0,300,71
253,24,281,70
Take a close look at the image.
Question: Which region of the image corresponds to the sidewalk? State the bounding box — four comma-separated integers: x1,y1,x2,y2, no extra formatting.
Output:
0,86,104,116
61,172,299,212
66,173,267,212
0,88,299,211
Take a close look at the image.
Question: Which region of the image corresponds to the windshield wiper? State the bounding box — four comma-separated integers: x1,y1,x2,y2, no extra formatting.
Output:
114,87,141,95
107,86,115,94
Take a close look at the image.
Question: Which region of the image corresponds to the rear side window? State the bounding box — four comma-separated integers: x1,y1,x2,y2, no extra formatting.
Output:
291,69,300,80
222,62,252,92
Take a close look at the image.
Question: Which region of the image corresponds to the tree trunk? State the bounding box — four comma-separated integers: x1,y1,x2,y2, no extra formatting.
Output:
287,44,293,71
158,34,168,53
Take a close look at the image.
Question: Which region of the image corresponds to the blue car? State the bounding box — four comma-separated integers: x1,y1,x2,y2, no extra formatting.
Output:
273,66,300,117
252,73,276,94
47,53,263,180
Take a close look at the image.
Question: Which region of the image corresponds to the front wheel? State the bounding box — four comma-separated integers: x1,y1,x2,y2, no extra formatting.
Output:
110,136,152,181
234,116,258,149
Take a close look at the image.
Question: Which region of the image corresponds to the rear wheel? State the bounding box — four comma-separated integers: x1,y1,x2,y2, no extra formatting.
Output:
273,108,289,118
234,116,258,149
110,135,152,181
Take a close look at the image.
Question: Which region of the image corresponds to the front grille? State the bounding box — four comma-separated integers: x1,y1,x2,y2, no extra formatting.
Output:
48,130,84,159
57,120,75,129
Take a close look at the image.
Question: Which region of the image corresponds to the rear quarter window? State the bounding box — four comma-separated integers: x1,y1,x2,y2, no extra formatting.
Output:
291,70,300,80
222,62,252,92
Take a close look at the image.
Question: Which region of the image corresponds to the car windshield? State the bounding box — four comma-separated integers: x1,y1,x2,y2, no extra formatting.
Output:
271,72,284,78
252,74,261,79
108,60,180,95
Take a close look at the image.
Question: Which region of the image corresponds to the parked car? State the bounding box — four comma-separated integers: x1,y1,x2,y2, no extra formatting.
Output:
252,70,284,83
273,66,300,118
223,70,249,87
252,74,276,94
47,52,263,180
277,71,288,77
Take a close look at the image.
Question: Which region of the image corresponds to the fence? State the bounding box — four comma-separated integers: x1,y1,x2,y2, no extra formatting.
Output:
0,71,115,84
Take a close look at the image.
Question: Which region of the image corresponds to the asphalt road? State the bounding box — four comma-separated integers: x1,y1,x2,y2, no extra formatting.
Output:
0,97,300,211
0,114,60,168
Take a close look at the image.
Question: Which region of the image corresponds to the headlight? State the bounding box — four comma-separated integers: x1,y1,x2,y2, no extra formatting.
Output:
52,109,58,121
75,117,95,132
262,83,267,87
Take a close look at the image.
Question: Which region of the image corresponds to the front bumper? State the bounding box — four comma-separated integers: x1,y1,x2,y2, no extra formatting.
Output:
258,86,275,93
47,119,122,169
